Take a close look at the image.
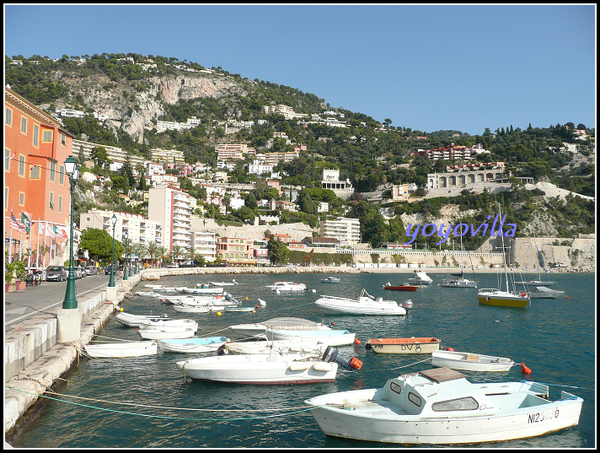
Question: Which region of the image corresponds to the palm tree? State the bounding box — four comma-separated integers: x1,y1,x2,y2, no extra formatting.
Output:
146,241,158,268
187,246,197,265
171,245,184,265
157,246,169,267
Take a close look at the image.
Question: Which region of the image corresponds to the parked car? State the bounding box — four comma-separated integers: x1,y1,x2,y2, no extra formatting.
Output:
46,266,68,282
85,266,97,276
105,265,115,275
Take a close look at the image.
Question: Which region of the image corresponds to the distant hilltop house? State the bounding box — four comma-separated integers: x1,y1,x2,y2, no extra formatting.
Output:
321,169,354,200
411,143,490,161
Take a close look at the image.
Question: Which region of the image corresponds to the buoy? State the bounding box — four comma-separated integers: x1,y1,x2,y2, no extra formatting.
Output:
354,338,361,345
447,346,454,351
312,289,316,293
245,297,249,301
216,312,222,316
252,310,256,313
565,296,569,299
119,307,123,312
521,362,532,374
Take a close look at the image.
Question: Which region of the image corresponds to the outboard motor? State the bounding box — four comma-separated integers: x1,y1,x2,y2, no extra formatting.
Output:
322,346,363,371
225,293,233,301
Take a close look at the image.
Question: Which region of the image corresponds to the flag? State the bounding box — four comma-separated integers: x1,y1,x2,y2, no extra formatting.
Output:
57,225,69,240
52,224,60,238
21,212,31,234
11,212,26,233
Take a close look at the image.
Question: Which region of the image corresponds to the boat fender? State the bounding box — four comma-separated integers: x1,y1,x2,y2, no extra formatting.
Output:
521,362,532,374
521,293,527,297
217,345,227,356
354,338,361,345
349,357,363,370
446,346,454,351
365,343,372,350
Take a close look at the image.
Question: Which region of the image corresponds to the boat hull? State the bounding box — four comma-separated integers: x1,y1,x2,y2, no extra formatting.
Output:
366,337,440,354
177,354,337,384
478,294,530,308
383,285,418,291
315,297,407,316
431,350,515,371
137,328,197,340
84,341,158,358
158,337,229,353
265,329,356,346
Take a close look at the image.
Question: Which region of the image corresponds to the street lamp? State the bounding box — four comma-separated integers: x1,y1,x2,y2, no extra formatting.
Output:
62,156,79,309
127,238,132,277
123,231,128,281
108,213,117,287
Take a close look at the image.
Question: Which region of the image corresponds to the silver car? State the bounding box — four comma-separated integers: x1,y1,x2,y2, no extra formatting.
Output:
46,266,68,282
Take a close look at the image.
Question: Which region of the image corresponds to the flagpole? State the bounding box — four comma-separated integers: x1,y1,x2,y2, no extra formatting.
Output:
36,217,41,268
43,220,48,268
9,208,14,264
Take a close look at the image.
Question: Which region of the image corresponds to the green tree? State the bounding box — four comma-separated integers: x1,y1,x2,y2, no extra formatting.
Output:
267,237,289,265
79,227,124,264
90,146,111,169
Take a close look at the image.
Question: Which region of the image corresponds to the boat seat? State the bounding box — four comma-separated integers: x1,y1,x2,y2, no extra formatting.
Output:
467,353,480,362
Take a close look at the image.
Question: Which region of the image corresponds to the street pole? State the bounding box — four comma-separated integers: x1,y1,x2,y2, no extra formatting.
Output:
123,232,128,281
62,157,79,309
109,214,116,287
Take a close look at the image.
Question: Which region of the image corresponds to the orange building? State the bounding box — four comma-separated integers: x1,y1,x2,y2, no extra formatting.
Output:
5,86,75,267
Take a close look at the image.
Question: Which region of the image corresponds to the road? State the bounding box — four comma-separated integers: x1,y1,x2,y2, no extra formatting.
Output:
5,273,123,327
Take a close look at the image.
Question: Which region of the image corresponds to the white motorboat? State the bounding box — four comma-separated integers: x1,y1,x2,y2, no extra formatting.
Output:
114,312,170,328
177,346,361,385
137,326,197,340
84,341,158,358
228,317,332,339
135,291,161,297
431,349,515,372
210,279,238,286
158,337,229,353
407,271,433,285
224,305,257,312
265,328,357,347
224,338,325,355
305,367,583,445
440,271,478,288
172,304,212,313
265,281,307,292
527,286,565,299
139,318,198,330
314,289,407,316
178,285,224,295
321,276,341,284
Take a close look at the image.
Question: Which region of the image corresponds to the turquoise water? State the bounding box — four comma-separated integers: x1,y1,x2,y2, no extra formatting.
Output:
11,272,596,448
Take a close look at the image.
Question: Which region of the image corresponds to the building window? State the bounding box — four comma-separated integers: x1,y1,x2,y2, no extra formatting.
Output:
21,117,27,134
43,130,53,142
30,164,41,179
5,148,10,172
19,192,25,206
5,107,12,126
61,133,66,146
59,166,65,184
18,155,26,176
33,124,39,147
49,161,56,182
58,196,63,212
49,192,54,210
4,188,8,211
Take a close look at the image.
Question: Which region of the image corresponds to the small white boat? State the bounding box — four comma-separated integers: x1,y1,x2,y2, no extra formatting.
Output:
135,291,161,297
265,281,307,292
407,271,433,285
177,346,361,385
114,312,170,328
228,317,332,339
265,328,356,347
515,279,556,287
172,304,213,313
321,276,341,284
225,339,325,355
84,341,158,358
224,306,257,312
210,279,238,286
137,326,197,340
527,286,566,299
139,319,198,330
178,286,224,295
158,337,229,353
431,349,515,372
315,289,407,316
144,284,164,289
305,367,583,444
365,337,441,354
440,271,478,288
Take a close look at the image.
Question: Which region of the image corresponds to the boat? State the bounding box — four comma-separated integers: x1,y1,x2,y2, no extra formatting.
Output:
176,346,361,385
321,276,341,284
84,341,158,358
265,281,307,292
477,204,530,309
209,279,238,286
224,338,325,355
315,289,407,316
178,285,224,295
431,349,515,372
265,328,357,347
139,318,199,330
305,367,583,445
224,305,257,312
114,312,170,328
365,337,441,354
228,317,332,339
172,304,213,313
515,234,556,287
407,271,433,285
135,291,161,297
137,318,199,340
157,337,229,353
382,283,419,291
527,286,566,299
440,270,478,288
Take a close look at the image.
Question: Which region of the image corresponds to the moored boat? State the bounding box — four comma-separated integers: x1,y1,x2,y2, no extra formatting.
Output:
158,337,229,353
477,287,530,308
265,281,307,292
431,349,515,372
84,341,158,358
440,271,478,288
365,337,441,354
527,286,566,299
315,289,407,316
228,317,332,339
407,271,433,285
114,312,170,328
265,328,356,346
305,367,583,444
382,282,419,291
321,276,341,284
224,338,324,355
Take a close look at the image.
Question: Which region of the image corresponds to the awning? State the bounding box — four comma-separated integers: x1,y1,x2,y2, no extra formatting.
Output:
77,257,88,262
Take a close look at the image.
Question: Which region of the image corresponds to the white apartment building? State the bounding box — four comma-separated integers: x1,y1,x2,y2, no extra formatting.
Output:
79,209,162,249
319,217,361,245
150,148,185,164
191,231,217,261
248,160,275,175
216,144,256,161
72,139,145,169
148,186,195,252
321,169,354,200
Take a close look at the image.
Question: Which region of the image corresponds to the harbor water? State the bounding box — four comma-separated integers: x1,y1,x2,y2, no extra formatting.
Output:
10,272,596,448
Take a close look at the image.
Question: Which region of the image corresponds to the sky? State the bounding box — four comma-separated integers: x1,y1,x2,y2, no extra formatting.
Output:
4,4,596,136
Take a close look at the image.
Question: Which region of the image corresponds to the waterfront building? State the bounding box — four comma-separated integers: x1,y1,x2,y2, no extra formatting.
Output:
191,231,217,262
319,217,361,245
216,236,256,265
148,186,195,252
320,169,354,200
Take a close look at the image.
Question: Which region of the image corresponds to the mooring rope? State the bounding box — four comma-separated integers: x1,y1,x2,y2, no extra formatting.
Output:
390,357,432,370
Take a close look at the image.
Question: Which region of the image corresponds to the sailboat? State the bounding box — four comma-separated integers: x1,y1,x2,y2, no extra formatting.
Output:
515,235,556,287
440,235,478,288
477,205,530,309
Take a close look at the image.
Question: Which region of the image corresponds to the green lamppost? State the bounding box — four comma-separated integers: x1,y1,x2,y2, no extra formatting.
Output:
108,213,117,287
123,231,128,281
128,240,132,277
62,156,80,309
